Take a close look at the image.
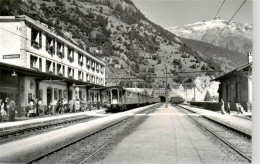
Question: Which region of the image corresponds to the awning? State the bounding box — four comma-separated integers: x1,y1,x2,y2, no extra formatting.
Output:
0,62,104,88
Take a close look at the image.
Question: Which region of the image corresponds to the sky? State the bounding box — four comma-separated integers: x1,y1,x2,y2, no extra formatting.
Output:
131,0,253,28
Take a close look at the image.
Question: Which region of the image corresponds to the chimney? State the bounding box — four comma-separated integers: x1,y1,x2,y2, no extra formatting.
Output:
248,52,252,63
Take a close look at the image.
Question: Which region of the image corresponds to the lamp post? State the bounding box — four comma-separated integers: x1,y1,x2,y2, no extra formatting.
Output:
165,65,168,108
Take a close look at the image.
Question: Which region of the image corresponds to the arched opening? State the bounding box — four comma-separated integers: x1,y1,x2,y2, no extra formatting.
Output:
159,96,166,102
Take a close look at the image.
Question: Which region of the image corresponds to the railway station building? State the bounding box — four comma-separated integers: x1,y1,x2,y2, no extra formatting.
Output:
213,54,252,112
0,15,106,117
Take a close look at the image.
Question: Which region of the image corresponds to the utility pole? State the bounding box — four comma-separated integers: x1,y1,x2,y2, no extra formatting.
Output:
165,65,168,108
193,86,196,101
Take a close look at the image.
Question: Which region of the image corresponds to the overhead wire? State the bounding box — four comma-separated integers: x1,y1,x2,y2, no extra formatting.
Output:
202,0,248,56
194,0,226,53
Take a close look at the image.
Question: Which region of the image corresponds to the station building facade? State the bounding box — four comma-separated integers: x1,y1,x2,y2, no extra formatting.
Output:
214,56,252,111
0,15,106,116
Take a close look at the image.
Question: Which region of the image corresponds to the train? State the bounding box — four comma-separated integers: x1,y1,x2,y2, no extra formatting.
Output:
170,96,184,104
103,86,160,113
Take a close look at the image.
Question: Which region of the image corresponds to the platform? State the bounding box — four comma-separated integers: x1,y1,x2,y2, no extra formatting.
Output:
0,109,105,134
102,104,228,164
179,104,252,135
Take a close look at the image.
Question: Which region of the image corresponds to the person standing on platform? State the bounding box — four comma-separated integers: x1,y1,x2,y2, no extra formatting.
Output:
0,99,7,121
34,98,40,116
226,102,231,114
87,99,92,111
97,100,100,110
69,98,74,113
9,99,16,121
75,98,81,112
220,99,226,114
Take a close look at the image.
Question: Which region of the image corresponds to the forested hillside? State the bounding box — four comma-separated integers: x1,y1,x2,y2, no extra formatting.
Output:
0,0,221,87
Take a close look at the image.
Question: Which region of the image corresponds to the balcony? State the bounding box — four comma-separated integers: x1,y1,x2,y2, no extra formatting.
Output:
47,46,55,55
79,61,83,66
31,40,40,49
58,51,64,59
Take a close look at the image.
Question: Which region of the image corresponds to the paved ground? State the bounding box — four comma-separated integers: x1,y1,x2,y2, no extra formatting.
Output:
101,104,227,164
180,104,252,135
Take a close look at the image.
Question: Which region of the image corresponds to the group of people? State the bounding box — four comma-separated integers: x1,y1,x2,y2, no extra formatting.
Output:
27,98,42,117
0,97,16,121
220,99,246,115
45,98,101,115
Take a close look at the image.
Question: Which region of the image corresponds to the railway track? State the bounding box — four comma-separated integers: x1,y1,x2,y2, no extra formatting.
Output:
175,104,252,163
0,115,100,144
28,103,161,164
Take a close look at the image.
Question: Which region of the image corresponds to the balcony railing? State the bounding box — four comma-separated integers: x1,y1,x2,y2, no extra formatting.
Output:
58,52,64,59
79,61,83,66
31,40,40,49
47,46,55,55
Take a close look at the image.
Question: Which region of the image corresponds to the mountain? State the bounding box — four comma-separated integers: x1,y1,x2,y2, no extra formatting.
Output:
178,37,247,72
166,19,253,55
0,0,220,87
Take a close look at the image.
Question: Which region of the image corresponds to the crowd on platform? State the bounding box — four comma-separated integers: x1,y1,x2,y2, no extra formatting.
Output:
0,97,102,122
0,97,17,122
27,98,102,117
220,99,246,115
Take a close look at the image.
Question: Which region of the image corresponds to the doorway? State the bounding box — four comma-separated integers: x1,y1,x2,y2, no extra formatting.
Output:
47,87,52,105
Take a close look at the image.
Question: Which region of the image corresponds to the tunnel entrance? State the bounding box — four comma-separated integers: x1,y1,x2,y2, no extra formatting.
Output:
159,96,166,102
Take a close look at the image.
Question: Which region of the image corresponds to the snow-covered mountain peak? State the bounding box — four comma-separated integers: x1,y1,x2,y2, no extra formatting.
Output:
166,20,252,54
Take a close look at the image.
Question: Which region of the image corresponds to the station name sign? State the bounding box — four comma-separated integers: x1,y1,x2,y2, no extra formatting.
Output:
3,54,20,59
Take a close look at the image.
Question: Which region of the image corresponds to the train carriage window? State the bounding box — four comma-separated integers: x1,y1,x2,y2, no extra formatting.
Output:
127,92,131,97
112,89,118,103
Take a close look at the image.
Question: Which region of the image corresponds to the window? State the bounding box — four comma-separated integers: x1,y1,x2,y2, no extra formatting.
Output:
101,66,104,74
92,75,95,83
96,63,99,73
59,89,62,99
67,47,74,62
46,60,54,74
31,28,41,49
92,60,95,71
86,74,89,82
68,68,74,79
78,71,83,80
86,57,90,69
54,88,58,100
46,35,55,55
30,55,41,71
78,53,83,66
30,55,37,70
58,64,64,76
57,42,64,58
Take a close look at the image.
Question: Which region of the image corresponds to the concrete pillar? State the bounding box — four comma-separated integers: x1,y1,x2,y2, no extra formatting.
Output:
17,76,22,117
35,79,40,98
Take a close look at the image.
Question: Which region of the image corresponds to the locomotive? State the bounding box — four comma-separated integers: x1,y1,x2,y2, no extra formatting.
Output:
103,86,160,113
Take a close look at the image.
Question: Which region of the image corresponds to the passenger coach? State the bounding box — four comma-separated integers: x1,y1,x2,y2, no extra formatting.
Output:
103,86,159,113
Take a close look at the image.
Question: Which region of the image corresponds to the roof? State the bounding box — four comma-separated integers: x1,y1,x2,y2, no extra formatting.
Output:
213,62,252,81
